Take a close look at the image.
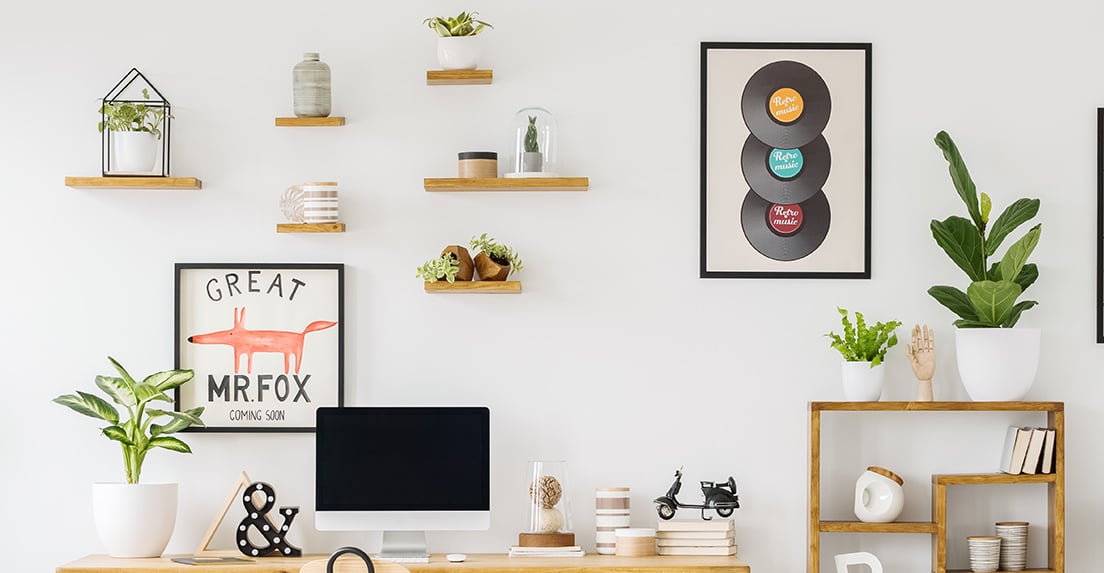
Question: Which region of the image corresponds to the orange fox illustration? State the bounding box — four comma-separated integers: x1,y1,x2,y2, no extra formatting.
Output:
187,307,336,374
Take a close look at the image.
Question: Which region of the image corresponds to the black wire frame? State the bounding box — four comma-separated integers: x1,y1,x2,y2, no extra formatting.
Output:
100,68,171,177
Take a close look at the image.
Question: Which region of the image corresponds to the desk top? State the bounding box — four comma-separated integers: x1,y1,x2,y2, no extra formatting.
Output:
58,553,751,573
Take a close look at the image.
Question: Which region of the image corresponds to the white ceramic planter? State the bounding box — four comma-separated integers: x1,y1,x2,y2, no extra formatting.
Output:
955,327,1040,401
111,131,158,173
437,36,481,70
854,467,904,523
841,361,885,401
92,483,178,558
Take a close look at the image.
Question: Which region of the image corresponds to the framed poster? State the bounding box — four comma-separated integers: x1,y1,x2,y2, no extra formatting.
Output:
700,42,871,278
175,263,344,432
1098,108,1104,342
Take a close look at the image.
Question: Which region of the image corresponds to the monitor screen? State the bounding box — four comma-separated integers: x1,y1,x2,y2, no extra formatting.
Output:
315,406,490,532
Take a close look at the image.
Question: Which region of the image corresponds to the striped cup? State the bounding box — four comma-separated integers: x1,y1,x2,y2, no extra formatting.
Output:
301,181,339,223
595,487,630,555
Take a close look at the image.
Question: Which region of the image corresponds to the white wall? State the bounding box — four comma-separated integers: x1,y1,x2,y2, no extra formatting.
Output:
2,1,1103,571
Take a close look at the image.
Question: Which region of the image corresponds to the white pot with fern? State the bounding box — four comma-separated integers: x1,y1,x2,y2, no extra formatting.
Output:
98,88,166,174
54,358,205,558
825,308,902,402
424,11,492,70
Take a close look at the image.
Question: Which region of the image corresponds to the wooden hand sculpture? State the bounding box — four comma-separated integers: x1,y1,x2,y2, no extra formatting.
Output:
905,324,935,401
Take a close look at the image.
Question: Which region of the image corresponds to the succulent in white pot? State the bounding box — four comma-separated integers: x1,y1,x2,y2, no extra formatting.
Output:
424,11,493,70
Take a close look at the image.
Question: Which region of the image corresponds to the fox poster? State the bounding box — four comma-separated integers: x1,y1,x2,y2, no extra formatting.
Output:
175,263,344,431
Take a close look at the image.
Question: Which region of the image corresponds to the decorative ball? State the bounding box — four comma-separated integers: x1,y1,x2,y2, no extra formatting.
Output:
529,475,562,508
536,507,564,533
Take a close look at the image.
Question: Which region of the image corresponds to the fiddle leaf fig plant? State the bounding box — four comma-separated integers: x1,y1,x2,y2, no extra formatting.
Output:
470,232,523,274
53,357,205,484
417,253,461,283
825,308,902,367
929,131,1042,328
423,10,493,37
97,88,167,139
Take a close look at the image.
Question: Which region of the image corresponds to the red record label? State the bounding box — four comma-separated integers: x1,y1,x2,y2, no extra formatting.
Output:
767,203,803,235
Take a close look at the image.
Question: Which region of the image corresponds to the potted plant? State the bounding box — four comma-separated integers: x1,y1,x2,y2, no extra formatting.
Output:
417,249,471,284
825,308,901,401
53,357,205,558
928,130,1042,401
522,115,542,173
469,233,523,281
98,88,166,173
423,10,493,70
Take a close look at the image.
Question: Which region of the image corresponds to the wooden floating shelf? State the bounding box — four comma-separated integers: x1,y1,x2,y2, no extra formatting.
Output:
819,521,938,534
811,401,1063,412
947,570,1054,573
427,69,493,85
424,177,589,192
276,223,345,233
934,472,1057,485
424,281,521,293
65,176,202,189
275,117,345,127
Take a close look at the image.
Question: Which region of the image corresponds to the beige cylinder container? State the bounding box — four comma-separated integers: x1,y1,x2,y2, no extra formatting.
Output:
458,151,498,178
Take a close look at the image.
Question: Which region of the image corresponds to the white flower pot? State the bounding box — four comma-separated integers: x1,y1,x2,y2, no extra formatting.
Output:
92,483,178,558
841,362,885,401
955,327,1040,401
111,131,159,173
437,36,481,70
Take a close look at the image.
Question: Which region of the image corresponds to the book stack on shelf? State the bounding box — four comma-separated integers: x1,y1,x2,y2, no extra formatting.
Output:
999,425,1057,475
655,519,737,556
507,545,585,557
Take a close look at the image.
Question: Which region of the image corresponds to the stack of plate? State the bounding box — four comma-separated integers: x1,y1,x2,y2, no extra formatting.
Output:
966,536,1001,573
995,521,1028,571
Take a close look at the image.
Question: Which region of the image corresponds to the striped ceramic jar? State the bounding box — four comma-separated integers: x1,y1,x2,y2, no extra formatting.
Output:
302,182,339,223
595,487,630,555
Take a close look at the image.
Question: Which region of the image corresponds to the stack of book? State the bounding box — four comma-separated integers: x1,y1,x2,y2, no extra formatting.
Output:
999,425,1057,475
655,519,737,556
508,545,585,557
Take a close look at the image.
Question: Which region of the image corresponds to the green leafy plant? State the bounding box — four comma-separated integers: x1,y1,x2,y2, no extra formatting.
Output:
423,11,493,37
53,357,205,484
417,253,461,283
470,232,523,274
97,88,167,139
524,116,539,153
825,308,902,366
928,131,1042,328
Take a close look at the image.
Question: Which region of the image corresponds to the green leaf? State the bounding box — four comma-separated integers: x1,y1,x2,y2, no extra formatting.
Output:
143,369,195,392
953,319,995,328
108,357,138,388
53,393,119,424
928,285,979,321
1002,300,1038,327
996,224,1041,288
934,131,982,228
101,425,133,445
967,280,1022,326
132,382,168,405
148,436,192,453
930,216,985,281
95,375,136,407
980,193,992,224
1012,263,1039,292
985,198,1040,256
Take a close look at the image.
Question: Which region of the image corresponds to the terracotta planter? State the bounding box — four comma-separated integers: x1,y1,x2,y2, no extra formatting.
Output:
474,252,510,281
441,245,474,281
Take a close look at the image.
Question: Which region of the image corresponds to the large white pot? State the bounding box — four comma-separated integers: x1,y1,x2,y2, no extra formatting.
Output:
92,483,178,558
955,328,1041,401
111,131,158,173
841,362,885,401
437,36,481,70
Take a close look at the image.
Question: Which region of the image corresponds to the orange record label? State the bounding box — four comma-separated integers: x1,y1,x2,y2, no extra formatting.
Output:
769,88,804,123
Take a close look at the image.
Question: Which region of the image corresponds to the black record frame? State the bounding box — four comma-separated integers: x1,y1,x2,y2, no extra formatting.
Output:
1097,108,1104,342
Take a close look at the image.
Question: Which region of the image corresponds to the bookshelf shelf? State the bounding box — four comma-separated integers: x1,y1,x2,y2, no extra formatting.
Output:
65,176,202,189
424,177,589,192
276,223,345,233
808,401,1064,573
424,281,521,293
274,117,345,127
426,69,493,85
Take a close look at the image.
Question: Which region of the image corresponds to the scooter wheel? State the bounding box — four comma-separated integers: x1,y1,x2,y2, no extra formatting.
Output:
657,503,676,520
716,507,734,517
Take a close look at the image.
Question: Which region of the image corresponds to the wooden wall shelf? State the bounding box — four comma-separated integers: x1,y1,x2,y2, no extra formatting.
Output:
275,117,345,127
808,401,1064,573
65,177,202,189
424,177,589,192
424,281,521,293
276,223,345,233
427,69,493,85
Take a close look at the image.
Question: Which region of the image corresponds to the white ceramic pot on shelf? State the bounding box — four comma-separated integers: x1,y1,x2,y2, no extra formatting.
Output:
110,131,158,173
854,466,904,523
92,482,178,558
840,361,885,401
436,36,481,70
955,327,1040,401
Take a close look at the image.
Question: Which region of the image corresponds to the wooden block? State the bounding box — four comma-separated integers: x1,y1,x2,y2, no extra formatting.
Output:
518,532,576,547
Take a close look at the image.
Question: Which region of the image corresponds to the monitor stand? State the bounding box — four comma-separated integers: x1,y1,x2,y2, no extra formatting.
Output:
375,531,430,563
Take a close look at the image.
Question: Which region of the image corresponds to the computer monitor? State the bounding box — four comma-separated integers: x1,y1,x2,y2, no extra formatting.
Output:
315,406,491,561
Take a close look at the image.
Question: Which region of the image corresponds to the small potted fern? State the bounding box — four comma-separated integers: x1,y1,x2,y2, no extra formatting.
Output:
469,233,523,281
417,245,475,284
824,308,902,401
423,10,492,70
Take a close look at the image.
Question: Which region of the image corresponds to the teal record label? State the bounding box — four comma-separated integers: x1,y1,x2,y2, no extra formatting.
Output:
768,148,804,179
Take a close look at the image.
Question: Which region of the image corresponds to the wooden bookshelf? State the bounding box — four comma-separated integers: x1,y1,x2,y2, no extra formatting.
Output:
275,117,345,127
276,223,345,233
424,177,589,192
426,69,493,85
808,401,1064,573
65,177,202,189
424,281,521,293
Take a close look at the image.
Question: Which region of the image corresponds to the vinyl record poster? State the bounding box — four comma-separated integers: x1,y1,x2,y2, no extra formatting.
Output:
175,263,344,432
701,43,871,278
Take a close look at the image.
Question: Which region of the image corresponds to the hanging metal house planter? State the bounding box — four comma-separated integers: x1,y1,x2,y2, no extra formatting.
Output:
99,68,171,177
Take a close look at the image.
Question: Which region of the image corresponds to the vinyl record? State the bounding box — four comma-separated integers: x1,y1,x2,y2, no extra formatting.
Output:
741,134,831,204
740,190,831,261
741,60,832,149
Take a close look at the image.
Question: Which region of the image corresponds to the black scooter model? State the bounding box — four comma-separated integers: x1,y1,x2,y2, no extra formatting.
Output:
653,467,739,520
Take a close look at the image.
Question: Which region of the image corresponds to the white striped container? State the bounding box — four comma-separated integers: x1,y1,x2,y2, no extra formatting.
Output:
595,487,630,555
302,182,339,223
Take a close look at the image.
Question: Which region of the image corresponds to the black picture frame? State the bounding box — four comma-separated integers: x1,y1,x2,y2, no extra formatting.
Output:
700,42,872,279
1098,109,1104,342
174,263,344,432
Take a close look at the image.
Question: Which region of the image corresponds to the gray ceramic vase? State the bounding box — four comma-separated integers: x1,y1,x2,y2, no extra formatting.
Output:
293,52,331,117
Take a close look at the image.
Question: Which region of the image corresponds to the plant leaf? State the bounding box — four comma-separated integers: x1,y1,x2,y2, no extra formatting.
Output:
1012,263,1039,292
953,319,994,328
967,280,1022,326
53,393,120,424
980,192,992,224
107,357,138,388
143,369,194,392
996,224,1041,288
928,285,979,321
934,131,982,228
985,198,1040,256
95,375,136,407
148,436,192,453
1002,300,1038,327
930,216,985,281
133,382,171,404
102,425,133,445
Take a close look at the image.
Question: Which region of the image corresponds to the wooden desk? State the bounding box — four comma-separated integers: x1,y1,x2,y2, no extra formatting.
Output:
58,553,751,573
